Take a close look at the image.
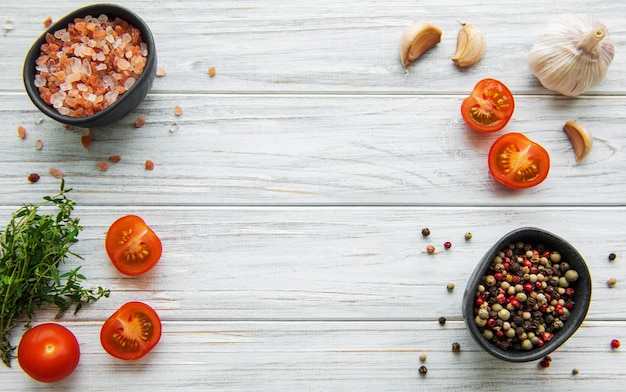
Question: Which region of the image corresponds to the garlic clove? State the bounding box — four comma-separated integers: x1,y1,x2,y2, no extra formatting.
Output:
400,23,442,71
528,14,615,96
452,22,485,68
563,120,593,163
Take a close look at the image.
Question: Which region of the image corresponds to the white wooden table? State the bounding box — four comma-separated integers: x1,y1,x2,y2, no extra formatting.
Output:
1,1,625,390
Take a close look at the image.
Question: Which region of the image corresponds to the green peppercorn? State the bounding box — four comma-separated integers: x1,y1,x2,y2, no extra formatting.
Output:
521,339,533,350
558,276,570,288
475,315,487,327
564,269,578,282
607,277,618,288
419,353,427,362
497,308,511,321
550,251,561,263
482,329,494,340
421,228,431,237
446,282,455,292
477,308,489,320
464,232,472,240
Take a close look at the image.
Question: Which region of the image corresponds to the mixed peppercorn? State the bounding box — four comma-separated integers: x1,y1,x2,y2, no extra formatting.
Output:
472,241,579,351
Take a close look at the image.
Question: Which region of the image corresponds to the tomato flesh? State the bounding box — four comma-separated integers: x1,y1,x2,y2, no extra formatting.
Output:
461,78,515,133
105,215,162,275
488,133,550,189
100,301,161,360
18,323,80,383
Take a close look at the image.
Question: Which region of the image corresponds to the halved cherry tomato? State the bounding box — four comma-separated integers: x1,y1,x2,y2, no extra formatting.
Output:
488,132,550,189
18,323,80,383
105,215,162,276
461,78,515,133
100,301,161,360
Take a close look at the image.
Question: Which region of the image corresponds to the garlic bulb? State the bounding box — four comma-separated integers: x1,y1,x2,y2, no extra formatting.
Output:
528,14,615,96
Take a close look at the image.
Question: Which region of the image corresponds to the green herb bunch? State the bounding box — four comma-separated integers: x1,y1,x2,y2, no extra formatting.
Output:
0,180,109,367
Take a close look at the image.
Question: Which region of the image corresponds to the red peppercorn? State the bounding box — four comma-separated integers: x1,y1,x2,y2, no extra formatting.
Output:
512,276,521,284
542,251,551,258
539,359,550,368
540,305,547,313
565,288,575,297
497,293,507,304
524,283,533,292
541,332,554,342
444,241,452,249
503,262,510,271
535,281,543,290
496,330,505,338
536,339,544,348
494,272,504,281
611,339,621,349
475,298,484,306
487,318,496,328
510,299,520,308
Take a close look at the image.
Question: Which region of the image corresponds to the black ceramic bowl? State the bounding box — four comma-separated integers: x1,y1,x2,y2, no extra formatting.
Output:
23,3,156,128
462,227,591,362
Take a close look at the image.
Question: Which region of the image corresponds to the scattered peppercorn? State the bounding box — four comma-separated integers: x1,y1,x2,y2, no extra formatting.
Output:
156,66,167,77
108,155,122,163
418,365,427,375
607,277,617,288
419,353,427,362
421,227,430,237
444,241,452,249
426,244,436,254
538,358,550,368
438,317,446,326
608,253,617,261
451,342,461,352
464,232,473,241
27,173,40,183
446,282,455,292
611,339,621,349
572,368,579,376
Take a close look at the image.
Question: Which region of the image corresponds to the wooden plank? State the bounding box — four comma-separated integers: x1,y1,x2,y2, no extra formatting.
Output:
1,94,624,206
2,1,625,94
0,206,621,321
2,320,624,390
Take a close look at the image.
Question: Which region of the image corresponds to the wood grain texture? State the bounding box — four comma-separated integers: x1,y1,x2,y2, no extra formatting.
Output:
1,0,625,390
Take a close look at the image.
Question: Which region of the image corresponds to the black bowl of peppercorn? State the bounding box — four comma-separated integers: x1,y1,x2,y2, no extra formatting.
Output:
462,227,592,362
23,3,156,128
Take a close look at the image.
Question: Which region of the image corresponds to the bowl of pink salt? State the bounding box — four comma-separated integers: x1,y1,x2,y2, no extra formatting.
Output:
23,4,156,128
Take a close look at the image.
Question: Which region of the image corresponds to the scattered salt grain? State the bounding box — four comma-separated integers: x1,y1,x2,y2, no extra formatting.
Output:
97,161,110,172
17,126,27,139
34,139,43,150
168,123,179,133
174,105,183,116
156,66,166,77
49,168,64,178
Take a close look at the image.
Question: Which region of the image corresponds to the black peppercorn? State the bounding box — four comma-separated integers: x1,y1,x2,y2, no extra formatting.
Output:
452,342,461,352
418,365,428,375
438,316,446,326
421,228,430,237
609,253,617,261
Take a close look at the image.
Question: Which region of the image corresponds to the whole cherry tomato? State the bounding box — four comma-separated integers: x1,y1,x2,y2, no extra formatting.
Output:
100,301,162,360
488,132,550,189
18,323,80,383
461,78,515,133
105,215,162,276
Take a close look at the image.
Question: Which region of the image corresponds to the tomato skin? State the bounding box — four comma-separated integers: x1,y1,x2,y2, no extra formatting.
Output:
18,323,80,383
488,133,550,189
100,301,162,360
461,78,515,133
105,215,162,276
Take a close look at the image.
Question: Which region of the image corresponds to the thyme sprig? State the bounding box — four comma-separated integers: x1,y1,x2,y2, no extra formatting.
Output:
0,180,110,367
